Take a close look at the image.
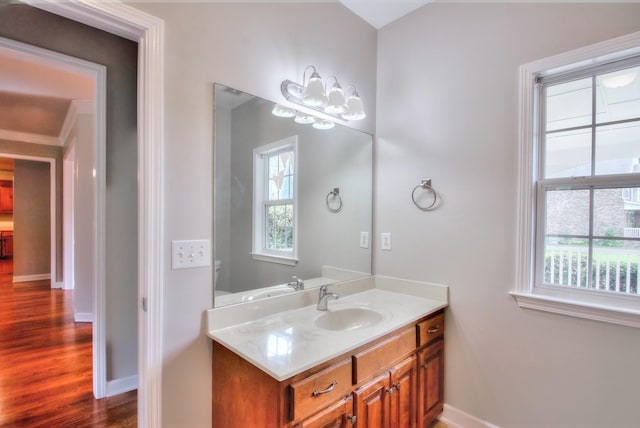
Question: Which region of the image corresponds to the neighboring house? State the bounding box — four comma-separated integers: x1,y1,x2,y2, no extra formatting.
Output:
547,158,640,240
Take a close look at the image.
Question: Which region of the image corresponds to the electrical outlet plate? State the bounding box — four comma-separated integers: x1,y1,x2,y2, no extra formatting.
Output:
381,232,392,251
171,239,211,269
360,231,370,249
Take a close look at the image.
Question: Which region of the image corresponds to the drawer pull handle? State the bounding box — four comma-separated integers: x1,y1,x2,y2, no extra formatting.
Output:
427,325,440,334
312,380,337,396
347,414,357,425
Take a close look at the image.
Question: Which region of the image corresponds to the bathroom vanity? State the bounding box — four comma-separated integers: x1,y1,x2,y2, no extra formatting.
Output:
207,276,448,427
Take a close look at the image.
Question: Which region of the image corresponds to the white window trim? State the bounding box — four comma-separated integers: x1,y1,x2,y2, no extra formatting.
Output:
511,30,640,328
252,136,299,266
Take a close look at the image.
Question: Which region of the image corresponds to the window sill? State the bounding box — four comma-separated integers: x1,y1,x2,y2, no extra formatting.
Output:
251,253,298,266
509,290,640,328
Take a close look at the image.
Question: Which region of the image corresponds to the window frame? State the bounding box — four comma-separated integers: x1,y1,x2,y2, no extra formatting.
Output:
512,31,640,328
252,136,299,266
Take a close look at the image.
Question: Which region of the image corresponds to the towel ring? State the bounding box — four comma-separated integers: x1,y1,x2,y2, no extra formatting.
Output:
412,179,438,211
326,187,343,213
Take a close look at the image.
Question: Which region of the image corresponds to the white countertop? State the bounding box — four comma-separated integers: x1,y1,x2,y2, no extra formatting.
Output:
207,275,448,381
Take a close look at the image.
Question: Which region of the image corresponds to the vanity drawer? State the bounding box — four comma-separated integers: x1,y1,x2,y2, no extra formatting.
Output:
289,358,352,422
352,327,415,384
417,312,444,346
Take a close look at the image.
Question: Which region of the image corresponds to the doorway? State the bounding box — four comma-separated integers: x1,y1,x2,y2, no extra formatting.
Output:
0,37,108,398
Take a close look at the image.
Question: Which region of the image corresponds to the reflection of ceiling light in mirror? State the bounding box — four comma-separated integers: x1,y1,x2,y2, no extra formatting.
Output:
312,118,335,130
601,72,637,89
272,104,296,118
294,112,315,124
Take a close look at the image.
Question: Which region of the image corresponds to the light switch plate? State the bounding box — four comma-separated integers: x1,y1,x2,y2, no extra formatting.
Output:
360,231,370,249
171,239,211,269
381,233,392,251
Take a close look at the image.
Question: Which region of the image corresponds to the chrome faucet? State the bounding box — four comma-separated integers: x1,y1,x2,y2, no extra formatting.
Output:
317,285,339,311
287,276,304,291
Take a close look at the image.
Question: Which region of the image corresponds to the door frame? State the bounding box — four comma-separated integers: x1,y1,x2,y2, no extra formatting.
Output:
23,1,166,426
62,141,75,291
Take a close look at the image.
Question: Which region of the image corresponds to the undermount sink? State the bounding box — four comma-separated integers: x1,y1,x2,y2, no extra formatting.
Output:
314,307,385,331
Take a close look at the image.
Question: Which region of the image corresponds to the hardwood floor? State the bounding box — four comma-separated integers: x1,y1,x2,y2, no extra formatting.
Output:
0,258,136,427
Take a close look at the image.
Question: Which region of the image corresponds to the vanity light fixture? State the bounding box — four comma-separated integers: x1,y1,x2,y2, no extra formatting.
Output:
302,65,328,107
325,76,346,115
342,86,366,120
294,112,315,124
271,104,296,118
281,65,366,121
312,118,335,130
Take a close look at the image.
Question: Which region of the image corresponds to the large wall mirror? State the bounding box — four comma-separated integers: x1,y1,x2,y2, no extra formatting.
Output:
214,84,373,306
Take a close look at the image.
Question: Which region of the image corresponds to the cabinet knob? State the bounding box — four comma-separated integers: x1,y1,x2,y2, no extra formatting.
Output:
386,387,394,395
393,383,401,391
421,363,429,369
347,414,357,425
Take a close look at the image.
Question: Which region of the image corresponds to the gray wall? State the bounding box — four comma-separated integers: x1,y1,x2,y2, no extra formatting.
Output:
0,4,138,383
376,3,640,427
14,159,50,277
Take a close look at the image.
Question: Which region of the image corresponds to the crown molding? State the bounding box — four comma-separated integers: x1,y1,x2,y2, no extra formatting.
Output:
59,99,94,145
0,128,60,146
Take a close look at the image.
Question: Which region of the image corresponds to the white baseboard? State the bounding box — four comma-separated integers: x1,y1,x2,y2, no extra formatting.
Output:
441,403,500,428
106,374,138,397
74,312,93,323
55,281,64,289
13,273,51,283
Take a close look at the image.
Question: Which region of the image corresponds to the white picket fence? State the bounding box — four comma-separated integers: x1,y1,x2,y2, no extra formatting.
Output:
624,228,640,238
545,246,639,294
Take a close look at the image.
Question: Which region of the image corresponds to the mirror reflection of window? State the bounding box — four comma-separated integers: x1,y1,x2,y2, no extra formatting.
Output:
266,148,295,251
253,136,298,263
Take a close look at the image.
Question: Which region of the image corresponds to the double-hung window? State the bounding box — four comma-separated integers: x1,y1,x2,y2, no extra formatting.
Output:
513,32,640,327
252,136,298,265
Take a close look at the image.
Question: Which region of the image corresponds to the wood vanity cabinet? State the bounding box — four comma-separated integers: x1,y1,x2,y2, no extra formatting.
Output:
211,310,445,428
416,313,445,427
295,395,354,428
353,355,417,428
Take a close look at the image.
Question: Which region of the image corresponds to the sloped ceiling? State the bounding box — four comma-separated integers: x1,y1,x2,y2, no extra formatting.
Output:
339,0,432,29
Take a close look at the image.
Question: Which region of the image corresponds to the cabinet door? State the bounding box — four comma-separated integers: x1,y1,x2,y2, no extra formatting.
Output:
296,396,355,428
353,372,390,427
389,355,417,428
0,186,12,212
417,340,444,428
